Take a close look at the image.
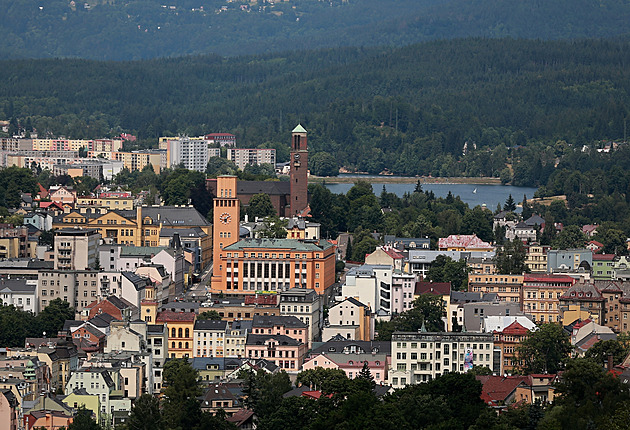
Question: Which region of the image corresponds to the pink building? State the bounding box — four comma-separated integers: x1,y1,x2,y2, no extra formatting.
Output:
0,389,18,430
302,353,388,384
391,272,417,314
245,334,307,373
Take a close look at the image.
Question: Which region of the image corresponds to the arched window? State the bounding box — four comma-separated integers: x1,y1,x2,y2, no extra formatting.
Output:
185,342,189,349
185,328,189,338
171,328,176,337
178,342,182,349
171,342,175,348
178,328,183,338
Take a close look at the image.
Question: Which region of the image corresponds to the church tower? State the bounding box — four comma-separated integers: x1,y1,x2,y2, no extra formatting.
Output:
290,124,308,216
211,175,240,291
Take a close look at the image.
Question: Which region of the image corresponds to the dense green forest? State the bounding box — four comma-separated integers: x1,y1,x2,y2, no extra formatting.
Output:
1,38,629,184
2,0,630,60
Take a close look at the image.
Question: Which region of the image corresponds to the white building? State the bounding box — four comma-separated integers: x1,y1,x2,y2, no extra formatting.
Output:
163,137,209,172
227,148,276,170
65,367,131,426
193,320,228,358
388,331,494,388
340,264,392,315
0,279,37,313
280,288,322,346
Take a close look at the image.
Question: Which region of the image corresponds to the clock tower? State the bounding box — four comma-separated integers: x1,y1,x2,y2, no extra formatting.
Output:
290,124,308,216
211,175,240,291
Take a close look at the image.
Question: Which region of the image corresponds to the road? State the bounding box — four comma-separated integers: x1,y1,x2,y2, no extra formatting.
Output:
186,263,213,301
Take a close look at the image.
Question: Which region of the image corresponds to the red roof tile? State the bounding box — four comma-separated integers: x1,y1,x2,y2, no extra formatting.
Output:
156,310,196,323
523,274,576,284
438,234,493,250
593,254,615,261
415,281,451,296
499,321,530,335
477,375,528,403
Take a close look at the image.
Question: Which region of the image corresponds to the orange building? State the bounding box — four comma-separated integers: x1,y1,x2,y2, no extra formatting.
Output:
493,321,530,375
211,238,336,295
210,174,336,296
157,310,196,359
211,176,240,291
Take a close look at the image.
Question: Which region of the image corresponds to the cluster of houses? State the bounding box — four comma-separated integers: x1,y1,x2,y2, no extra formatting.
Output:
3,126,630,426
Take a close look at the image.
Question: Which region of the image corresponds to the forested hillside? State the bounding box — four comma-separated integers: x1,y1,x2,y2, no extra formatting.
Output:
1,0,630,60
1,38,630,185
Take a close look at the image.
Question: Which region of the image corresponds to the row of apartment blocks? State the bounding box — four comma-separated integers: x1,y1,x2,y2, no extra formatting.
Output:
0,133,271,176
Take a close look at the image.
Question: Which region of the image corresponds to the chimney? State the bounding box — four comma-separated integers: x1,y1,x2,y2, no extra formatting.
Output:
607,353,614,372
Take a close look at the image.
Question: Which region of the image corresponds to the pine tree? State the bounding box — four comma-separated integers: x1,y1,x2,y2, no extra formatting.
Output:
504,194,516,212
355,361,376,391
345,236,353,261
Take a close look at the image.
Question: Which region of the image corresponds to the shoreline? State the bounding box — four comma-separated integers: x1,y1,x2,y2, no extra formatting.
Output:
309,175,502,185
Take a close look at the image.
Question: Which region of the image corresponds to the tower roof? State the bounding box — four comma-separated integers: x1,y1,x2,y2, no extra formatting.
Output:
292,124,307,133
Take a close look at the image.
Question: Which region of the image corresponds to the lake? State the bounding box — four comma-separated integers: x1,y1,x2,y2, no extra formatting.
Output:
324,180,538,211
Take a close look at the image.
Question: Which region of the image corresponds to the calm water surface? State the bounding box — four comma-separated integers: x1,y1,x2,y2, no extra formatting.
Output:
324,179,537,211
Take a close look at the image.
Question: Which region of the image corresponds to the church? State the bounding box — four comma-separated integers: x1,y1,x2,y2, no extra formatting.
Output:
206,124,309,217
209,125,337,296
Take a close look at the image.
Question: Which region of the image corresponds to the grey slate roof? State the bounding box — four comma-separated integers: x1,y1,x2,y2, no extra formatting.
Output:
122,272,149,291
194,320,228,331
246,334,302,346
252,315,307,329
224,238,334,251
237,180,289,196
140,206,210,227
0,279,36,293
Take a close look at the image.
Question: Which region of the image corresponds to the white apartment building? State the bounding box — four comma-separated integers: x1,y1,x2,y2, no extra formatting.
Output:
227,148,276,170
224,320,251,358
340,264,392,314
163,137,209,172
280,288,322,346
388,331,494,388
54,228,100,271
193,320,228,358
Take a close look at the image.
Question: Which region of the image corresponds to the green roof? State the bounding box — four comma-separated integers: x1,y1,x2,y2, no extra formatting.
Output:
224,238,331,251
292,124,307,133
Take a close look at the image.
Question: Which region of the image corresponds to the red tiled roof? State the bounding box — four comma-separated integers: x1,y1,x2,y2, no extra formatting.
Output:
156,310,196,323
588,241,604,248
523,274,576,284
593,254,615,261
477,375,528,403
301,390,333,399
500,321,530,335
572,319,592,330
226,409,254,426
415,281,451,296
382,247,404,259
438,234,493,250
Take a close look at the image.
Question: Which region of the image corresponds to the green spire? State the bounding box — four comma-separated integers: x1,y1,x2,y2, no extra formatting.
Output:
292,124,307,133
420,320,427,333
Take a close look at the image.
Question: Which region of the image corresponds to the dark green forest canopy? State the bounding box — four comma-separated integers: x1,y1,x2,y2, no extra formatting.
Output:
1,38,630,183
2,0,630,60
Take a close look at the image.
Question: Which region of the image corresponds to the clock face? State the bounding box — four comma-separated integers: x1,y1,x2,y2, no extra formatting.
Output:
294,153,301,160
219,212,231,224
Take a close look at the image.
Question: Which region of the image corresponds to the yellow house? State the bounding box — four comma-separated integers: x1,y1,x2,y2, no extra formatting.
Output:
561,304,595,326
63,391,100,422
54,206,212,265
157,311,196,359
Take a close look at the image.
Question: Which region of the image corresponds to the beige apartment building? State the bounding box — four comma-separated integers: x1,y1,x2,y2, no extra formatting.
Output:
54,228,100,271
468,274,524,308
